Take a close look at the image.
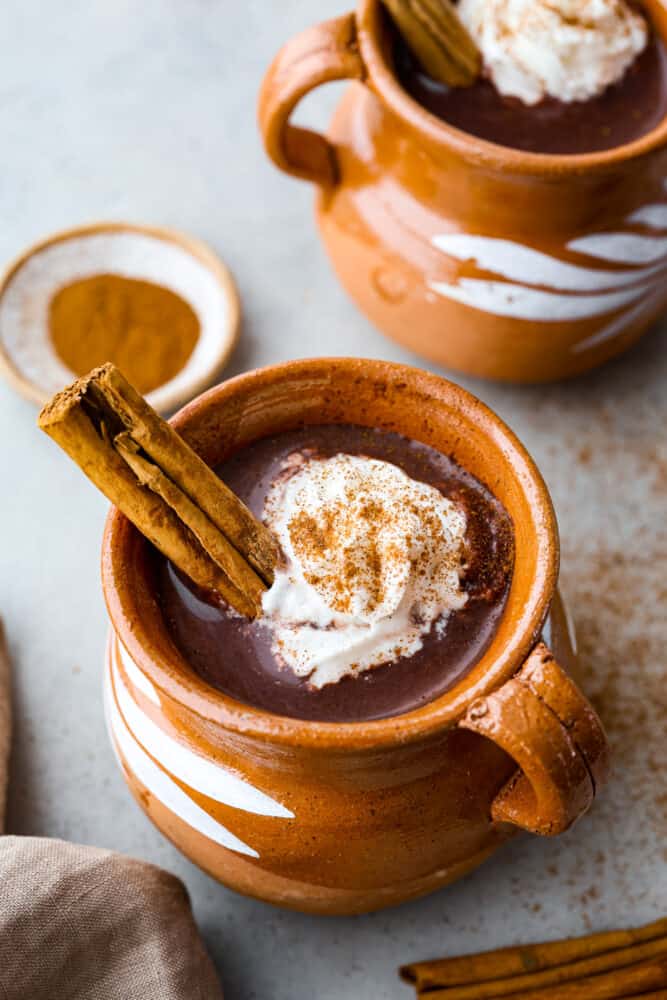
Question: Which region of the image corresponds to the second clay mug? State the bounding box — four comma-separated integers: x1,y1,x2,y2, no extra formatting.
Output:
102,358,609,915
259,0,667,382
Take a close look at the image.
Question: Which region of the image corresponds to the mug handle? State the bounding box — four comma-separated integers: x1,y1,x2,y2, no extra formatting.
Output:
258,12,365,186
460,643,609,836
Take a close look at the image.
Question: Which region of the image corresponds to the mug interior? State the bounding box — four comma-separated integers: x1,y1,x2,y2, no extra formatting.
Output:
356,0,667,173
102,358,558,749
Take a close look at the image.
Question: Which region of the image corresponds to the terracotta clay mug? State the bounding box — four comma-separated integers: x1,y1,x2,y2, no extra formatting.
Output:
259,1,667,382
102,358,609,915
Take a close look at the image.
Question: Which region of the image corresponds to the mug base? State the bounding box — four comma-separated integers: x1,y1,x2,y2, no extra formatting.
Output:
103,588,578,915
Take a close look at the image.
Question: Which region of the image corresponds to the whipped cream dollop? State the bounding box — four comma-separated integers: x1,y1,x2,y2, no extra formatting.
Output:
260,453,468,688
458,0,649,105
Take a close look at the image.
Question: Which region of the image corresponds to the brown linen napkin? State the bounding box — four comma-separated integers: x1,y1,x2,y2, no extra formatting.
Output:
0,837,223,1000
0,620,224,1000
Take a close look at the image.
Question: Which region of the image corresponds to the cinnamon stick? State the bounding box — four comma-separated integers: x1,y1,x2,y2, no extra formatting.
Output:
472,956,667,1000
621,992,667,999
382,0,480,87
400,917,667,992
409,938,667,999
87,362,278,583
38,364,278,618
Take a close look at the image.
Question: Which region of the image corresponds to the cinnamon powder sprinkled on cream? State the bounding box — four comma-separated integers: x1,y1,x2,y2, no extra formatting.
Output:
260,452,469,688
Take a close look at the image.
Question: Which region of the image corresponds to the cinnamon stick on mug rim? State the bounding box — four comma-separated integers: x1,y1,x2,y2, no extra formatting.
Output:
38,363,279,618
382,0,481,88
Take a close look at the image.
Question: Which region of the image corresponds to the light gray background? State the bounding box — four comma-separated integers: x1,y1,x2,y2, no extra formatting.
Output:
1,2,665,997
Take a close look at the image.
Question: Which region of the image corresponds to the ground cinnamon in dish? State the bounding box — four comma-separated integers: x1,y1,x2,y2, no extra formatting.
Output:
49,273,200,394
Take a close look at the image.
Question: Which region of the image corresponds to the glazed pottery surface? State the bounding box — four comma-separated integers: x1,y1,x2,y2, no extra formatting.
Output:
259,1,667,382
102,359,609,914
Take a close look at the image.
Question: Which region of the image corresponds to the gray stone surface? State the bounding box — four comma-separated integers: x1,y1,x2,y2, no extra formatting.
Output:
1,2,665,998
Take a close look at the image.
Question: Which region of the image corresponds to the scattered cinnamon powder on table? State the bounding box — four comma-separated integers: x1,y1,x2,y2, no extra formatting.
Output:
49,273,200,394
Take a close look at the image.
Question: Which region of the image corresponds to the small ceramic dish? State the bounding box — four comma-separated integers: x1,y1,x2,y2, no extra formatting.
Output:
0,221,240,413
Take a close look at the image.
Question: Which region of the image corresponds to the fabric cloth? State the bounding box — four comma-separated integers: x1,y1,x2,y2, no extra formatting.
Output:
0,620,224,1000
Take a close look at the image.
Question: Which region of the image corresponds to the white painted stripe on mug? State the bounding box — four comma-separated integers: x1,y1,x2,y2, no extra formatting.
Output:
568,232,667,265
106,676,260,858
431,234,659,291
112,658,294,819
570,297,645,354
626,204,667,230
117,639,160,706
571,280,667,354
429,278,644,321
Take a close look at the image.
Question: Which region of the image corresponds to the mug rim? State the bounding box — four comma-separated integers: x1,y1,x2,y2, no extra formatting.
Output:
356,0,667,176
102,357,559,751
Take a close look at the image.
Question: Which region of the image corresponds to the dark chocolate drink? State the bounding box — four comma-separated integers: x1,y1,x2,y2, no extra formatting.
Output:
393,30,667,155
156,425,513,723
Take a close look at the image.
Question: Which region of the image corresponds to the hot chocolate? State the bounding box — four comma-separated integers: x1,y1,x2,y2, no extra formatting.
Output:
394,1,667,155
156,424,514,722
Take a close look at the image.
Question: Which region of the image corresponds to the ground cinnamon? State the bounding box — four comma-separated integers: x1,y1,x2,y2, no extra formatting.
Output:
49,274,200,394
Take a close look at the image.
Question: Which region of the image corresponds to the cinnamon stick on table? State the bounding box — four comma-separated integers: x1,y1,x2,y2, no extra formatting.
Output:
38,364,279,618
400,916,667,999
